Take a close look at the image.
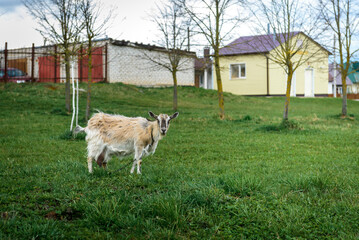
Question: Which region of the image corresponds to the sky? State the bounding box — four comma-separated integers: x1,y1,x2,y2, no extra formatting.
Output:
0,0,160,49
0,0,357,60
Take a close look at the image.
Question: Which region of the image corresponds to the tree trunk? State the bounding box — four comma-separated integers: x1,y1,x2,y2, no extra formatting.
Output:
86,50,93,121
214,53,225,119
283,70,293,121
341,75,347,117
172,70,178,111
64,54,71,113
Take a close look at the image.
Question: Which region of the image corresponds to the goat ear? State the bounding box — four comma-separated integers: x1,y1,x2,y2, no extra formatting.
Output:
170,112,179,120
148,111,158,119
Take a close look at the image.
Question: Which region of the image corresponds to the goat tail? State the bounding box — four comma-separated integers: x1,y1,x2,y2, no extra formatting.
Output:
73,125,86,135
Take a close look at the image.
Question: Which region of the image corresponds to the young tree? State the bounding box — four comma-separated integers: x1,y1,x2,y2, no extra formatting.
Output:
249,0,325,121
145,0,194,111
147,0,194,111
180,0,246,119
23,0,83,113
79,0,113,121
319,0,359,117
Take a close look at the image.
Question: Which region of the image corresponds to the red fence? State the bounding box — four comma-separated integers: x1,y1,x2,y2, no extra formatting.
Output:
0,42,108,83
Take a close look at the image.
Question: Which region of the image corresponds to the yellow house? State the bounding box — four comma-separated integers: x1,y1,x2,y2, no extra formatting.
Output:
214,32,330,96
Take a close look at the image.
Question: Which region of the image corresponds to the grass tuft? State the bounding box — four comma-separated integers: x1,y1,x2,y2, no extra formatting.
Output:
50,108,69,116
58,130,86,140
259,119,303,132
218,175,263,198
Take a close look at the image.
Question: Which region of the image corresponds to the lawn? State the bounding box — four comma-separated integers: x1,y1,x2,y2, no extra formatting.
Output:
1,82,359,239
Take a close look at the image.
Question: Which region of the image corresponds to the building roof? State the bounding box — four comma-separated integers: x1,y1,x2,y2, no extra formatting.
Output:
110,39,196,56
0,37,196,57
195,57,212,70
219,31,330,56
329,63,352,85
349,72,359,84
347,62,359,84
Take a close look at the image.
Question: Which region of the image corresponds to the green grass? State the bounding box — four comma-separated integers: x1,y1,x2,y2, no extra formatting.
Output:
1,82,359,239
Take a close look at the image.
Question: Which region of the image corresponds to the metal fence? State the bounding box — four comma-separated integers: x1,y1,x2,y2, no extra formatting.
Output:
0,42,108,83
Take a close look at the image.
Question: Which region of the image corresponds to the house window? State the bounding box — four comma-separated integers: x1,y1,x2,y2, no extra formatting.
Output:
296,39,303,48
230,63,246,79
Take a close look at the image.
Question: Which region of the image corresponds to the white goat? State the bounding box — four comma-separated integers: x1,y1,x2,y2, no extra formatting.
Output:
74,111,179,174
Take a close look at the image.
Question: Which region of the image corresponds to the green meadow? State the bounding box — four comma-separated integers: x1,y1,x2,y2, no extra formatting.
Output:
1,82,359,239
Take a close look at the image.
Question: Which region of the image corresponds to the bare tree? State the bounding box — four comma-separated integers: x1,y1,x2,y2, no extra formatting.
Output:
319,0,359,117
23,0,82,113
249,0,326,121
180,0,246,119
147,0,193,111
79,0,113,121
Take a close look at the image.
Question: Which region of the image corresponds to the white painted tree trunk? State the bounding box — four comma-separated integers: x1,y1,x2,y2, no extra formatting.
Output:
70,60,79,131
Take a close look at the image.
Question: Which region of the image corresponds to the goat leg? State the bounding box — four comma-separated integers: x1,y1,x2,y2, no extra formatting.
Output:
96,149,106,167
137,159,142,174
88,157,93,173
130,159,137,174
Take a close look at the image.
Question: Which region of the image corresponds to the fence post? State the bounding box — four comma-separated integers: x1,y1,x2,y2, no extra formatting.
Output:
104,42,108,83
31,43,35,83
4,42,8,83
79,45,83,83
54,45,57,83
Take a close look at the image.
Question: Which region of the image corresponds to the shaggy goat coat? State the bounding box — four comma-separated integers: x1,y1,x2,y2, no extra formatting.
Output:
75,111,178,174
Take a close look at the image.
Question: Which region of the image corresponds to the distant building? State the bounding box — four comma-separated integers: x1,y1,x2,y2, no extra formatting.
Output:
328,63,352,95
195,47,213,89
347,62,359,94
107,39,195,86
0,38,196,87
214,32,330,96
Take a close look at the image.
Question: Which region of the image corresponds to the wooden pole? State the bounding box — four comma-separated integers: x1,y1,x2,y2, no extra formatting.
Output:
187,27,190,51
31,43,35,83
266,56,269,96
79,45,83,83
4,42,8,83
333,34,337,98
54,45,58,83
104,43,108,83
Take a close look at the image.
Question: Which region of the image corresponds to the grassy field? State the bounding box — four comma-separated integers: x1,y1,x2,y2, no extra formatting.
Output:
1,82,359,239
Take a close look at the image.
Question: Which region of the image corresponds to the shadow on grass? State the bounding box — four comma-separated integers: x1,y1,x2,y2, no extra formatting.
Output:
327,113,355,121
213,114,261,124
50,108,70,116
257,119,305,133
58,130,86,141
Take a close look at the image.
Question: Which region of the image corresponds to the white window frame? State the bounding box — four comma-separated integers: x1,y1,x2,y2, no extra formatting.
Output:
230,63,246,80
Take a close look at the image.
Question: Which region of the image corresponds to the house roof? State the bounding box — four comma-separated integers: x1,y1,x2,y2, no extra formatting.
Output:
347,62,359,84
110,39,196,56
348,72,359,84
329,63,352,85
195,57,212,70
219,31,331,56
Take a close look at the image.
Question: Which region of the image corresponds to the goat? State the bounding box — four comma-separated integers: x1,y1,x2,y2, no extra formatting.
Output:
74,111,179,174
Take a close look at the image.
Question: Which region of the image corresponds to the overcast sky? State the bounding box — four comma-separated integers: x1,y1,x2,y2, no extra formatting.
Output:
0,0,159,49
0,0,357,60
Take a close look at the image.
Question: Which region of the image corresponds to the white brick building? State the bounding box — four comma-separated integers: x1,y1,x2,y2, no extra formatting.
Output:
107,39,195,86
